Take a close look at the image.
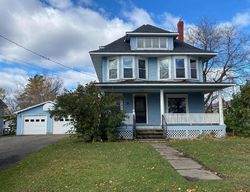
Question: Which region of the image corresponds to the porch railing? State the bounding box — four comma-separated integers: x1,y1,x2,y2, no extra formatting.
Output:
164,113,220,125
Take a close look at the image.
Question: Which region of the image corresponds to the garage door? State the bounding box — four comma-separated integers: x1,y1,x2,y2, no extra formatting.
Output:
23,116,47,135
53,117,72,134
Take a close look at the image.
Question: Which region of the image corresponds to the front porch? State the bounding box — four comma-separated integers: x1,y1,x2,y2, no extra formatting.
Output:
97,82,232,139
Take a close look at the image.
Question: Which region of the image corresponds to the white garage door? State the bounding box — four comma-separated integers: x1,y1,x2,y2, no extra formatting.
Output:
53,117,72,134
23,115,47,135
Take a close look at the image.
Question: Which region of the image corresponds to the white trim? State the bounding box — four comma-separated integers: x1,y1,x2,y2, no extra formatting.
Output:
189,57,199,80
107,56,119,81
218,90,224,125
90,52,218,56
126,32,179,36
160,90,164,125
121,56,135,79
165,94,189,114
137,57,148,79
157,57,171,80
133,94,148,125
174,56,188,79
97,83,235,87
15,101,56,114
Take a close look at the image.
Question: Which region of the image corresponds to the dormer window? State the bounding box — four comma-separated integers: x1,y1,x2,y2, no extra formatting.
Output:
136,37,168,49
108,57,118,80
122,56,134,79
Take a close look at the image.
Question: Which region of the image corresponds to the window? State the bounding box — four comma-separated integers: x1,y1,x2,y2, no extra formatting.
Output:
159,58,169,79
168,98,187,113
175,58,185,78
136,37,167,49
137,38,144,48
123,57,134,78
138,58,146,79
108,58,118,80
41,119,45,122
25,119,29,122
190,59,198,79
36,119,40,122
160,37,167,48
30,119,34,122
152,38,159,48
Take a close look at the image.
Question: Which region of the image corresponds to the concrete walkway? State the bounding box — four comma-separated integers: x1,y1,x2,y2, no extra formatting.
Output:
151,143,221,181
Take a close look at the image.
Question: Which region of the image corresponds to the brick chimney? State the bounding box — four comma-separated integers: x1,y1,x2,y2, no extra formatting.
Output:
177,19,184,42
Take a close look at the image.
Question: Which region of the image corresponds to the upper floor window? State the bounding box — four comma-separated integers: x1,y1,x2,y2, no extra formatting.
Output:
190,59,198,79
137,37,168,49
108,57,118,80
122,56,134,79
175,58,186,78
159,58,170,79
138,58,147,79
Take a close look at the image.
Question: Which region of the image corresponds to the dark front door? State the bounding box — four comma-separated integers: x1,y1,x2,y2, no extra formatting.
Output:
134,96,147,123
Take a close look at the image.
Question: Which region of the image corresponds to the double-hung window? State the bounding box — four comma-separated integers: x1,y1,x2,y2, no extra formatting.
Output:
190,59,198,79
159,58,170,79
136,37,168,49
123,56,134,79
138,58,146,79
108,58,118,80
175,58,186,78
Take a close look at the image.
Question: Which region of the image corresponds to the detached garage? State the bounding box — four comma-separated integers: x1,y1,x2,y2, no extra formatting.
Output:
16,101,72,135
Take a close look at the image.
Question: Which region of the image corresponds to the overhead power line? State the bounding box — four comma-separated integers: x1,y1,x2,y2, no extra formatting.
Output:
0,33,89,76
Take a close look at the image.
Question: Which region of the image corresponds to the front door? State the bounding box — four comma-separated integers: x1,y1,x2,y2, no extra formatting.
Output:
134,95,147,123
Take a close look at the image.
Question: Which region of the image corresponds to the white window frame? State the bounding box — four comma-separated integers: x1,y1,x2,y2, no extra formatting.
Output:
122,56,135,79
107,57,119,81
158,57,171,80
174,56,188,79
136,37,169,50
137,57,148,79
189,57,199,80
165,94,189,114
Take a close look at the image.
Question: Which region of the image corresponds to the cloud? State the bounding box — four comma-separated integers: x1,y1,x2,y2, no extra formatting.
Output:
123,7,154,27
232,11,250,27
160,12,180,31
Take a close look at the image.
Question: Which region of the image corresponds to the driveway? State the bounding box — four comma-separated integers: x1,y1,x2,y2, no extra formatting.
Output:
0,135,65,171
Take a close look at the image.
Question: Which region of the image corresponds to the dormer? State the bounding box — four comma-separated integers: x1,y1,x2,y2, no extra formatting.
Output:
126,24,179,51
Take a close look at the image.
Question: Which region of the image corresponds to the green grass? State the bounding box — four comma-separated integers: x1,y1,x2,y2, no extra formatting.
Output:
0,137,249,192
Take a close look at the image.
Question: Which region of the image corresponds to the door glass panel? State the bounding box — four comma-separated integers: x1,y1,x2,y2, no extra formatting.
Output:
135,96,146,123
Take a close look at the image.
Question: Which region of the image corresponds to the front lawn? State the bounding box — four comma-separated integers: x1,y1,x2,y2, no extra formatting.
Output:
0,137,249,192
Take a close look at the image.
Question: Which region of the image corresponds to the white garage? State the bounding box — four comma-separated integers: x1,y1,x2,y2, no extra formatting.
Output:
16,101,73,135
23,115,47,135
53,117,72,134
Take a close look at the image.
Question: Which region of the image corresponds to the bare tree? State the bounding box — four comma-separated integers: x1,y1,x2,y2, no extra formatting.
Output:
0,88,6,100
16,74,63,109
187,18,250,110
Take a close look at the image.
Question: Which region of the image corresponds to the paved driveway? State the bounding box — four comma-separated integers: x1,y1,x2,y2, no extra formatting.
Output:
0,135,65,171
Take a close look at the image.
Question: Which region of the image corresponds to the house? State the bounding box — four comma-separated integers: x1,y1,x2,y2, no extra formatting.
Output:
89,20,234,139
15,101,72,135
0,99,7,134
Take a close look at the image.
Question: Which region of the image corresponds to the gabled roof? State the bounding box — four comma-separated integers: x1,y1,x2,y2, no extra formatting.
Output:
126,24,178,35
15,101,56,114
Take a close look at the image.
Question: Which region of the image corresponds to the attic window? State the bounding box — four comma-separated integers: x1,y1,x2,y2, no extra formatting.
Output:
136,37,168,49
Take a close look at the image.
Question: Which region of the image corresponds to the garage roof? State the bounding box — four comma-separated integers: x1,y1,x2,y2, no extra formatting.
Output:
15,101,56,114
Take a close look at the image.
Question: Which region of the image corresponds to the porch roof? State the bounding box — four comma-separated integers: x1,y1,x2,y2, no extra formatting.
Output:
96,81,234,93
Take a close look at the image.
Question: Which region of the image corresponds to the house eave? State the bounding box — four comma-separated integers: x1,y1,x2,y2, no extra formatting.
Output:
126,32,179,36
89,52,218,56
14,101,56,114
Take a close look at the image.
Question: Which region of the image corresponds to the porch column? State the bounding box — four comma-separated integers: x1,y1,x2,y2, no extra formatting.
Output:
218,90,224,125
160,89,164,125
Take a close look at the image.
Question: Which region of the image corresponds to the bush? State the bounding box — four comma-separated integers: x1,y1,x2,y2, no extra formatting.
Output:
225,82,250,137
50,83,125,142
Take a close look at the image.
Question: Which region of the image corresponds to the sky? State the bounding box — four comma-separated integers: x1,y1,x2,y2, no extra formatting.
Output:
1,0,250,93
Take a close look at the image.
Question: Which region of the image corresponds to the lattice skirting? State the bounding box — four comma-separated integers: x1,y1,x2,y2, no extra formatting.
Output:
166,125,226,139
117,126,133,140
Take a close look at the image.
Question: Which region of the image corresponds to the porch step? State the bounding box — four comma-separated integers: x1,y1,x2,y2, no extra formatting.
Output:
136,129,165,139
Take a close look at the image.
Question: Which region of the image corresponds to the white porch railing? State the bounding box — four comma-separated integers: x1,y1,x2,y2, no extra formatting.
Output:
164,113,220,125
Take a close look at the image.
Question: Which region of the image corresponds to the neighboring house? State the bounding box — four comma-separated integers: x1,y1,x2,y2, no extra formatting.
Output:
89,20,234,139
0,99,7,134
15,101,72,135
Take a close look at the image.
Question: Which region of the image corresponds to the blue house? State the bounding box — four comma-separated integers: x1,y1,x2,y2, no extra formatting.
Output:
89,20,234,139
